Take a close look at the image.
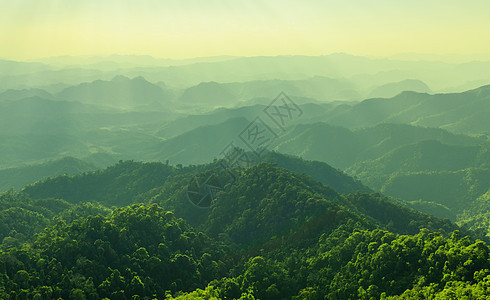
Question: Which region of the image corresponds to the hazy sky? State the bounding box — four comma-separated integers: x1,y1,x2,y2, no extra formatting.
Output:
1,0,489,60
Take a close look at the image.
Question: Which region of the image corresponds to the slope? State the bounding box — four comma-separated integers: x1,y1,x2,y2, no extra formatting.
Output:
57,75,173,109
274,122,481,169
324,85,490,134
0,157,97,193
1,160,485,299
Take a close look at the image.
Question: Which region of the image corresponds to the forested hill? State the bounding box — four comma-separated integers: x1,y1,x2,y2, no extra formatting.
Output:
2,155,490,298
20,151,370,206
0,157,99,192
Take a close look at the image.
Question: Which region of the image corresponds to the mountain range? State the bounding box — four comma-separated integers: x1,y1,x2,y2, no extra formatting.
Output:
1,53,490,298
1,156,483,299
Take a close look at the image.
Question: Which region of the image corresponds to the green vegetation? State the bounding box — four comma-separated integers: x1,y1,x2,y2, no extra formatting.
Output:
0,157,102,193
0,204,227,299
346,139,490,232
1,160,488,299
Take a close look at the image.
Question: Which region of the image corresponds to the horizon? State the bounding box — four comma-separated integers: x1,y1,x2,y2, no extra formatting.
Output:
3,52,490,65
1,1,490,61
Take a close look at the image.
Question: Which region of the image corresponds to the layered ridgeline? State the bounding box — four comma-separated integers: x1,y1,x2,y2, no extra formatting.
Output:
1,158,490,299
56,75,174,109
318,85,490,135
0,151,367,195
0,153,370,242
273,122,489,225
2,54,490,94
346,141,490,219
1,109,488,231
0,155,120,193
1,84,489,168
1,84,489,242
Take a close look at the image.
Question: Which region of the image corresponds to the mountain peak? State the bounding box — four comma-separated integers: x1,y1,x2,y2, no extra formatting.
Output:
111,75,131,82
57,75,171,109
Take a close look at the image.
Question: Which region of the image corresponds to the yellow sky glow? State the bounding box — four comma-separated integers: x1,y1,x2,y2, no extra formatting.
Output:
1,0,489,60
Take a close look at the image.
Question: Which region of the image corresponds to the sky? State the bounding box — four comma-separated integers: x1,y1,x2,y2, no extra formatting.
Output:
1,0,489,60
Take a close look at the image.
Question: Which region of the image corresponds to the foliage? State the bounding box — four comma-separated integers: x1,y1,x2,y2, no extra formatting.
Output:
0,160,489,299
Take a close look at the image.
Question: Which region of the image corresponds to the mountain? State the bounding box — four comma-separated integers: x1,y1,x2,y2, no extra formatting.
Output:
133,54,490,90
352,123,483,160
12,152,372,230
3,159,487,299
204,163,457,245
0,95,175,168
7,158,462,240
15,158,462,241
156,105,267,139
178,76,363,108
323,85,490,134
178,75,442,110
57,75,173,109
162,84,490,145
2,55,490,92
1,86,486,183
0,97,100,167
381,168,490,217
178,81,237,107
347,140,489,189
458,190,490,236
154,116,485,170
0,153,120,193
0,202,226,299
367,79,431,98
152,117,252,165
260,151,371,194
2,53,490,299
20,151,370,207
274,122,481,169
0,88,54,102
0,59,52,77
32,54,237,69
156,102,337,139
344,140,490,221
273,122,361,169
0,157,98,192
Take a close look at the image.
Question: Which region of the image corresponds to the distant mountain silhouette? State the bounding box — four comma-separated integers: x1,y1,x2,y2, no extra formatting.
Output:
0,157,97,192
57,76,172,109
274,122,479,169
0,88,54,102
178,76,362,107
367,79,431,98
348,140,487,180
322,85,490,134
179,81,236,107
153,117,252,165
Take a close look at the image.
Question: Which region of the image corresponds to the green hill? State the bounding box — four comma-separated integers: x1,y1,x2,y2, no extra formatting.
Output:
0,96,173,168
380,168,490,215
347,140,489,189
345,140,490,222
324,85,490,134
275,122,481,169
1,160,487,299
0,157,98,192
260,151,371,194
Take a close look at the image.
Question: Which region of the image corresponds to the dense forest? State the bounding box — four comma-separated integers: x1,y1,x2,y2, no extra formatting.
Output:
0,157,489,299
